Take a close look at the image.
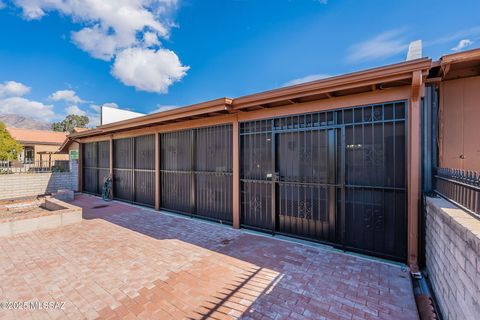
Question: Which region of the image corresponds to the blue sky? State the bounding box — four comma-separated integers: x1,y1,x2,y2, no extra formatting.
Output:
0,0,479,126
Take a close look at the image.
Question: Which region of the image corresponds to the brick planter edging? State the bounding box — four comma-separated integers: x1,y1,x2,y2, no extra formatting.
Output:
0,197,82,237
425,196,480,320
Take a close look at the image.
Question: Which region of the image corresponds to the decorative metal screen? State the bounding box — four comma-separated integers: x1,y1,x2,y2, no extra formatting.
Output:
82,141,110,195
113,135,155,206
113,138,134,202
160,124,233,223
342,103,407,260
134,135,155,206
240,101,407,261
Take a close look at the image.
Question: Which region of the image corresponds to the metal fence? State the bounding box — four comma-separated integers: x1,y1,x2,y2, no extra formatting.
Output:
0,160,70,174
434,167,480,219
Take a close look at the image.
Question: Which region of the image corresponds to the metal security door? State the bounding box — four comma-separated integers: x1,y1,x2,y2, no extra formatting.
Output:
134,135,155,206
240,102,407,261
340,103,407,261
274,128,337,242
240,115,338,242
82,141,110,195
160,125,233,223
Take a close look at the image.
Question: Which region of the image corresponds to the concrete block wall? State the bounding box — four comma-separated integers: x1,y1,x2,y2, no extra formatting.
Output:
425,197,480,320
0,167,78,200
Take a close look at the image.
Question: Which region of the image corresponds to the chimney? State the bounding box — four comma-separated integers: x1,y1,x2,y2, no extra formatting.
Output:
406,40,422,61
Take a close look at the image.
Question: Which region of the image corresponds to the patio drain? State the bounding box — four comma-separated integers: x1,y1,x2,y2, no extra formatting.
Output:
220,239,232,245
92,205,109,209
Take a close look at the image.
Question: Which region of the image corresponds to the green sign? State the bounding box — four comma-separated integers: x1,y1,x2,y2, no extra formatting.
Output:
69,150,79,160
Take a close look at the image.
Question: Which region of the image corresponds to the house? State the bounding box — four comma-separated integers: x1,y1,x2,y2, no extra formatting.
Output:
56,127,88,160
65,47,479,273
7,127,68,164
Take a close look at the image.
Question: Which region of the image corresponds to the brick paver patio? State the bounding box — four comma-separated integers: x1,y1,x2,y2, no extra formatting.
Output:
0,194,418,320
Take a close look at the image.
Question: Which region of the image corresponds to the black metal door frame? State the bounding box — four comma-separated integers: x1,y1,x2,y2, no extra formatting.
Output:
160,125,233,223
240,102,408,261
82,141,110,196
271,126,340,243
113,135,155,207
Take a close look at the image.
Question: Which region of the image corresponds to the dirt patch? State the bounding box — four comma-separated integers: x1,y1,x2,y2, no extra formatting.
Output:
0,198,58,221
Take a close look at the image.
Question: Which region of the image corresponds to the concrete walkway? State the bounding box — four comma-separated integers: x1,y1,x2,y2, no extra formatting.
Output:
0,194,419,320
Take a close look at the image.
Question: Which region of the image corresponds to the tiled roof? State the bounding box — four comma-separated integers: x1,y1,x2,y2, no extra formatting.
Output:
6,127,67,145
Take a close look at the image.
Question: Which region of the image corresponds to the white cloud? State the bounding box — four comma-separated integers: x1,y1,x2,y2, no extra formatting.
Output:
143,32,160,47
0,79,124,128
425,26,480,48
71,26,118,61
282,74,331,87
0,1,6,10
88,114,100,127
0,97,56,120
49,89,85,103
451,39,474,52
89,104,101,113
65,105,87,116
89,102,119,113
14,0,174,42
102,102,119,109
346,29,409,63
112,47,189,93
11,0,188,93
150,104,179,113
0,81,31,97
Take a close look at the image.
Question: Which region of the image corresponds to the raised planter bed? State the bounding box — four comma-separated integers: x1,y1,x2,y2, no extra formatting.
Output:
0,196,82,237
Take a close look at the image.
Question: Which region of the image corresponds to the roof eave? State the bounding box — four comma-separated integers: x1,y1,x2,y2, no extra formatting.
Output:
440,47,480,65
70,58,432,140
233,58,432,109
70,97,233,138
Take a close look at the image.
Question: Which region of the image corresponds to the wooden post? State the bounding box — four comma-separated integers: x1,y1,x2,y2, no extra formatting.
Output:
155,132,161,210
109,136,114,199
232,116,240,229
78,143,83,192
408,70,423,273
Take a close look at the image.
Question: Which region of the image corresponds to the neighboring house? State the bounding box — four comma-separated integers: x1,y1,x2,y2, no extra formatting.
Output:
6,127,68,164
57,127,87,161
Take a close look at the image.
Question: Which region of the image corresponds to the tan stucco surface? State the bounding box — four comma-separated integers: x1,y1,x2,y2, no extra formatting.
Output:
440,76,480,171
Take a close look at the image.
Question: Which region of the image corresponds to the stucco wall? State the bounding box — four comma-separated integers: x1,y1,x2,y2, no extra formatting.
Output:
0,164,78,200
425,196,480,319
439,76,480,171
32,144,69,162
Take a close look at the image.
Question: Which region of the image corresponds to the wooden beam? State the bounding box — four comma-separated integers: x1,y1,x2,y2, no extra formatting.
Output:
325,92,333,99
238,86,411,122
109,136,114,199
232,115,240,229
77,114,236,143
78,143,83,193
233,58,431,110
155,132,160,210
371,84,377,91
441,63,451,78
407,70,423,274
425,77,442,84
